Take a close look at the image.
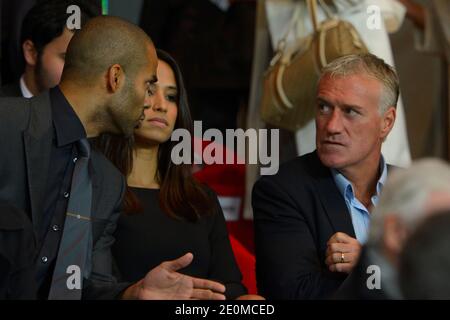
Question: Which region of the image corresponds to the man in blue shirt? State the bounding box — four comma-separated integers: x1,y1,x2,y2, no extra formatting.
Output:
253,53,399,299
331,158,387,245
336,159,450,299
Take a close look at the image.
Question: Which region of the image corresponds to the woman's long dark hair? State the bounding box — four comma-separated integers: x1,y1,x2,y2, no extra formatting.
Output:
95,49,214,222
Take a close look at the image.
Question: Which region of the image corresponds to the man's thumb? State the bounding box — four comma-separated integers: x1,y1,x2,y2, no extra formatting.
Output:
164,252,194,272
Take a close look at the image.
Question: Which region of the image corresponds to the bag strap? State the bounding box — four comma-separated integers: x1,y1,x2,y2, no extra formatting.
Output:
307,0,335,33
278,4,302,51
319,0,336,19
307,0,319,33
273,0,339,111
275,64,294,109
269,4,303,67
309,0,345,69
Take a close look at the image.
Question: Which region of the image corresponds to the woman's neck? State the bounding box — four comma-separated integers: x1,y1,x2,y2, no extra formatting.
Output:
127,143,160,189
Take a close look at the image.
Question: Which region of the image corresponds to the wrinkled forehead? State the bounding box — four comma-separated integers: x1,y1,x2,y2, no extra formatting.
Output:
317,73,383,104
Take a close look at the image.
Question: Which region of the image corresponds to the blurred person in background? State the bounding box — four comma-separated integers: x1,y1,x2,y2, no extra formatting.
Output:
335,159,450,299
399,210,450,300
0,0,100,97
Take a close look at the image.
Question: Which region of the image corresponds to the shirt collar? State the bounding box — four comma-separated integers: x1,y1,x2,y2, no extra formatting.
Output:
331,156,388,201
19,75,34,98
50,86,87,147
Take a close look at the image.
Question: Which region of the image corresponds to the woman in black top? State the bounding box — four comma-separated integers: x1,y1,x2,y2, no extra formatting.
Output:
97,50,257,300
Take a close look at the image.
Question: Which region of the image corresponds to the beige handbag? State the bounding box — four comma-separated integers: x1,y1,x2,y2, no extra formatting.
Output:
260,0,368,132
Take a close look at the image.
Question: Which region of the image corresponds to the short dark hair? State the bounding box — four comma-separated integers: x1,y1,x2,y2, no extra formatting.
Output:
62,15,153,85
399,210,450,299
20,0,100,53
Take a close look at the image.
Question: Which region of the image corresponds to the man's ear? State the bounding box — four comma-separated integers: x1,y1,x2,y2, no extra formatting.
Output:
107,64,124,93
22,40,38,67
380,106,396,140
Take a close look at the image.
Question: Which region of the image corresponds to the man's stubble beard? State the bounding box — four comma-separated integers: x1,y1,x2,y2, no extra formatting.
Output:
111,80,143,137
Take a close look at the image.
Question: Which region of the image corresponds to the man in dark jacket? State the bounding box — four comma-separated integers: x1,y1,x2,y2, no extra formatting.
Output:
253,53,399,299
0,15,225,300
0,203,37,299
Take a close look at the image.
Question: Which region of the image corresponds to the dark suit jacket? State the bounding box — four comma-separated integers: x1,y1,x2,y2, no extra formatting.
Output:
0,93,130,299
252,151,393,300
0,203,37,299
0,82,21,97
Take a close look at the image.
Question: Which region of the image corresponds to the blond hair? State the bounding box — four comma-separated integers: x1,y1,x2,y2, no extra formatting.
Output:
319,53,400,114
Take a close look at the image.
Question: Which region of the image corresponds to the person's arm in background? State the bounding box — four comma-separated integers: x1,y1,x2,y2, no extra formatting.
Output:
397,0,425,29
397,0,443,54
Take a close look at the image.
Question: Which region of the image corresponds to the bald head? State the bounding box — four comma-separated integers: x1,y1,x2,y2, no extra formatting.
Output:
61,16,155,84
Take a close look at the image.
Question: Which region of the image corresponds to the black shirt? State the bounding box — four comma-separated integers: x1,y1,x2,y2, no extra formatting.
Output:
35,86,86,299
112,187,247,299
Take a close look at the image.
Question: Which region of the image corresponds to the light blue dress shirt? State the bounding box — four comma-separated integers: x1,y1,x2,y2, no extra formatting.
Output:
331,157,387,244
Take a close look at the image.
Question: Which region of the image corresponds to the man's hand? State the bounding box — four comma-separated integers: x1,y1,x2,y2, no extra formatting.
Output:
325,232,362,274
123,253,226,300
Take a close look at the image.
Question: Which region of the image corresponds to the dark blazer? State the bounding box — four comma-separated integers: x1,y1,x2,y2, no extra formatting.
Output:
0,203,37,299
0,93,130,299
0,82,22,97
252,151,393,300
